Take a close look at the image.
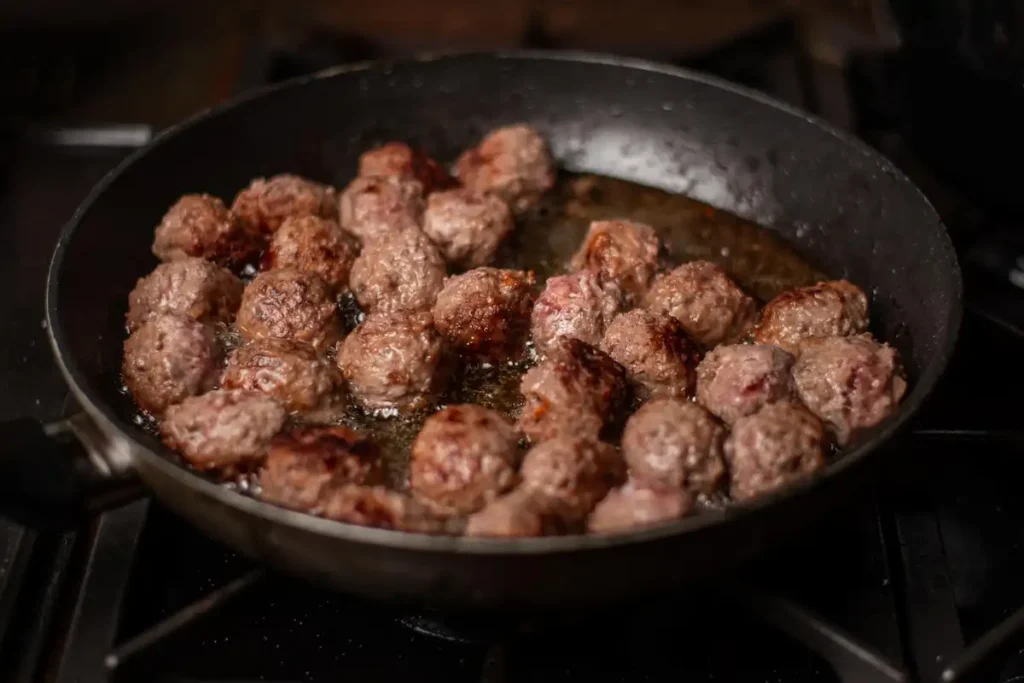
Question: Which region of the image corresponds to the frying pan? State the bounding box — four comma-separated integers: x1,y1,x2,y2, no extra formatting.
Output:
1,51,960,610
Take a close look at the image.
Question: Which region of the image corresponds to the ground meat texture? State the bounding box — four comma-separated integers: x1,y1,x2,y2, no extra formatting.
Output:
530,270,623,356
357,142,454,195
410,405,520,514
571,219,661,305
644,260,758,347
454,124,556,213
724,403,826,502
753,280,869,354
126,257,243,333
518,338,628,443
620,399,726,495
432,267,535,360
122,314,222,415
519,434,626,523
317,484,448,533
151,194,260,268
695,344,796,425
337,175,425,245
235,268,341,351
421,189,514,268
348,228,446,314
600,309,700,401
161,389,286,472
336,311,445,413
465,488,568,537
792,334,907,445
231,174,336,236
587,484,694,534
265,215,359,293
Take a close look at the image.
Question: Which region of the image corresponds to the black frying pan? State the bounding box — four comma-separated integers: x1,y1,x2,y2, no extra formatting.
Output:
3,51,960,610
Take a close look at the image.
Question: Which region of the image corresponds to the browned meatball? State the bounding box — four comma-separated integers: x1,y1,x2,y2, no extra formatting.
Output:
519,434,626,523
530,271,623,356
454,124,556,213
465,488,567,537
620,399,726,495
421,189,514,268
236,268,341,352
587,484,693,534
644,261,758,347
348,228,446,314
231,174,337,236
161,389,286,472
432,267,535,361
518,338,628,443
122,313,222,415
600,309,700,401
358,141,454,195
695,344,795,425
336,311,445,414
265,215,359,293
337,175,424,244
317,484,448,533
571,219,661,305
410,405,520,514
724,403,826,501
753,280,869,354
126,257,243,333
152,194,260,268
792,334,907,445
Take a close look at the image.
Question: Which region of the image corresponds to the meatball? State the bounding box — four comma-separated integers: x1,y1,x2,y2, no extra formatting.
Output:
317,484,448,533
122,313,222,415
752,280,870,355
454,124,556,213
161,389,286,472
600,309,700,401
337,175,424,245
695,344,796,425
348,227,446,314
465,488,567,537
221,338,343,418
126,257,243,333
792,334,907,445
357,141,454,194
152,194,260,268
432,267,535,360
644,260,758,347
587,484,693,534
530,270,623,356
724,403,826,501
236,268,341,351
520,434,626,523
620,399,726,495
259,426,384,512
336,311,445,413
410,405,520,514
571,219,661,305
265,215,359,293
518,338,628,443
231,174,337,236
421,189,514,268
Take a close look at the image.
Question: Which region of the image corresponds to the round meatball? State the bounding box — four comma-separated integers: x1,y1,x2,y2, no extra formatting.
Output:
358,141,454,195
588,484,693,534
571,219,661,305
236,268,341,351
695,344,796,425
317,484,448,533
161,389,286,472
531,270,623,356
792,334,907,445
410,405,520,514
753,280,870,354
620,399,726,495
231,174,337,236
265,215,359,293
432,267,535,360
422,189,514,268
336,311,445,414
600,309,700,400
152,194,260,268
724,403,826,501
465,488,566,537
126,257,243,333
221,338,343,418
348,228,446,314
644,260,758,347
454,124,556,213
520,434,626,523
122,313,222,415
518,338,628,443
338,175,425,244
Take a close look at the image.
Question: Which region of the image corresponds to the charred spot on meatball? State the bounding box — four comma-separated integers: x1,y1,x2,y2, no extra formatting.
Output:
338,175,425,245
571,219,661,305
753,280,869,354
587,483,694,534
531,270,623,357
236,268,341,352
519,434,626,524
231,174,337,236
358,142,454,195
126,257,243,333
348,227,446,314
421,189,514,269
265,215,359,293
454,124,556,213
600,309,700,401
695,343,796,425
152,194,260,269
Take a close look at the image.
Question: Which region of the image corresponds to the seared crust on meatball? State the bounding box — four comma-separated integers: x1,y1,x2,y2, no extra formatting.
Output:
454,124,556,213
236,268,341,351
265,215,359,293
753,280,869,354
231,174,337,236
349,228,446,314
695,344,796,425
338,175,425,244
152,194,260,268
465,488,569,537
571,219,661,305
422,189,514,268
317,484,448,533
531,270,623,356
126,257,243,333
358,142,455,195
587,484,693,534
520,434,626,523
600,309,700,400
432,267,535,360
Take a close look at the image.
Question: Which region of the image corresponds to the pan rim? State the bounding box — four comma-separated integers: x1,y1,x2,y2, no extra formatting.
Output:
45,48,962,555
